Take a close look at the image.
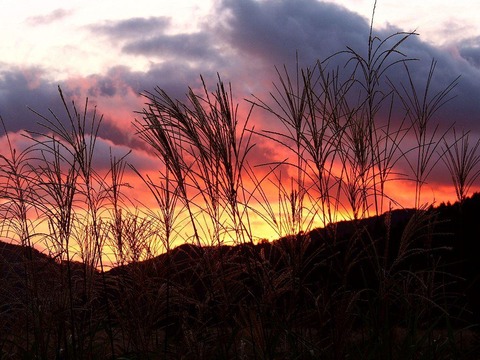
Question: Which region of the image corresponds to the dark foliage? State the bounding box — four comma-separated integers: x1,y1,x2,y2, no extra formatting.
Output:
2,196,479,358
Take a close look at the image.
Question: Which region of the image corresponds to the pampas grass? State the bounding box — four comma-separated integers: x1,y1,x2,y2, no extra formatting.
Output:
0,4,479,359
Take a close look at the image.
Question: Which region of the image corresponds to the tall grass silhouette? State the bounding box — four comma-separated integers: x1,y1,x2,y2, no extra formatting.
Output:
0,5,479,359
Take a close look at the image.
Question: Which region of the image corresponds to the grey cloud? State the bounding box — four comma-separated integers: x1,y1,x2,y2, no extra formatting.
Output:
459,36,480,68
87,136,158,172
0,66,141,153
215,0,369,67
91,17,171,39
0,67,65,134
460,47,480,68
400,38,480,131
0,63,209,153
120,62,217,100
26,9,73,25
89,77,117,97
86,69,131,98
213,0,480,130
123,32,215,60
90,16,218,62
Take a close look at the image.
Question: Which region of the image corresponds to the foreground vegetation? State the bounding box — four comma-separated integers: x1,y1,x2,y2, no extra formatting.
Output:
1,8,480,359
1,195,480,359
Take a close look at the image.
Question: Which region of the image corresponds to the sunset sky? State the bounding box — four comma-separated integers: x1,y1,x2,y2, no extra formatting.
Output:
1,0,480,243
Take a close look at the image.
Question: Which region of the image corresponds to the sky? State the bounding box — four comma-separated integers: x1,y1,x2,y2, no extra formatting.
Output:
1,0,480,244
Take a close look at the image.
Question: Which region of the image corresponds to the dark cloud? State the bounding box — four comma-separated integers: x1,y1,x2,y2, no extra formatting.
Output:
123,32,216,60
115,62,216,100
26,9,73,25
460,47,480,68
0,67,66,134
0,66,140,152
211,0,480,132
86,68,131,98
87,77,117,97
90,17,171,39
459,36,480,68
0,62,203,151
90,16,222,64
214,0,372,70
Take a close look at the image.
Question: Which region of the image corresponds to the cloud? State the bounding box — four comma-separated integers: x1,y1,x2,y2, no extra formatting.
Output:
0,66,65,133
460,47,480,68
434,18,479,45
458,36,480,68
90,16,221,64
214,0,369,66
7,0,480,136
90,17,171,39
0,65,142,152
0,62,212,154
26,8,73,25
123,32,216,61
216,0,480,131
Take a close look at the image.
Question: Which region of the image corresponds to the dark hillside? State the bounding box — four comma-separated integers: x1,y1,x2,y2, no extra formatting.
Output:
0,242,100,359
101,195,480,357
